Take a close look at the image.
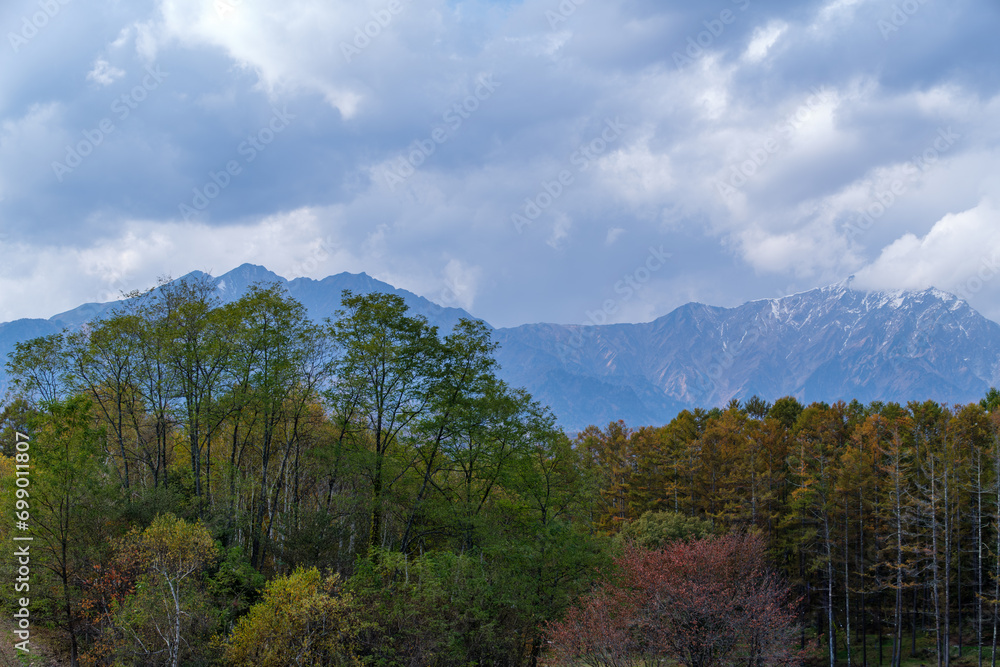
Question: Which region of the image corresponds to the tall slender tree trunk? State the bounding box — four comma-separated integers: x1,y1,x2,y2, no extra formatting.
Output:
206,431,212,508
846,509,853,667
167,577,181,667
977,452,985,667
158,416,169,488
370,443,384,554
893,453,905,667
117,408,130,491
931,457,944,667
879,602,885,666
826,512,837,667
992,432,1000,667
61,550,79,666
861,500,868,667
251,422,273,569
944,460,952,667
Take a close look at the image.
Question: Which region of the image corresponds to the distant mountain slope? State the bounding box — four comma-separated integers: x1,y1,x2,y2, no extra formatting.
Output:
3,269,999,433
37,264,477,334
0,318,64,388
492,281,1000,429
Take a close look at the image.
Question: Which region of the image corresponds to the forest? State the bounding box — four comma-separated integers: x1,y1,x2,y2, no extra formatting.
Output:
2,275,1000,667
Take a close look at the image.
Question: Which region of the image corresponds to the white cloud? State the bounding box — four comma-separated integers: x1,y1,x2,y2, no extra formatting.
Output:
737,223,858,279
441,258,482,310
854,199,1000,295
0,205,502,322
86,58,126,86
547,213,572,250
813,0,868,28
599,133,675,209
743,21,788,63
0,210,356,321
151,0,399,117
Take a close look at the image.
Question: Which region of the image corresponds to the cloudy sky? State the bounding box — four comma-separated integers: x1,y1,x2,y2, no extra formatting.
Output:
1,0,998,328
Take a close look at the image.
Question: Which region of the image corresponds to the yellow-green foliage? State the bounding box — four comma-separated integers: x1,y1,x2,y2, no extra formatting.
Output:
141,512,218,580
104,514,220,667
614,510,715,550
223,567,360,667
0,454,14,591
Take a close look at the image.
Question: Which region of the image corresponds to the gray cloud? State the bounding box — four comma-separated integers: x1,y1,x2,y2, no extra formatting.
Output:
1,0,999,328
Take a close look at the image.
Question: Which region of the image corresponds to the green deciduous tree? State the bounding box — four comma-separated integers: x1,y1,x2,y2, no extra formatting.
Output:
327,290,439,556
116,514,219,667
31,395,107,667
615,510,714,550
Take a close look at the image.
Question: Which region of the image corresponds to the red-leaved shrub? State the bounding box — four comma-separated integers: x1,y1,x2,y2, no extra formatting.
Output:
546,533,804,667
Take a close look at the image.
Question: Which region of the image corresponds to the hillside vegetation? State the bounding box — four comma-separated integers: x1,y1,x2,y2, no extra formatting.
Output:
3,276,1000,667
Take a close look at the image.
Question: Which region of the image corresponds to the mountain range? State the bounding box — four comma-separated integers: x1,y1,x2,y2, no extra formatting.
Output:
2,264,998,432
